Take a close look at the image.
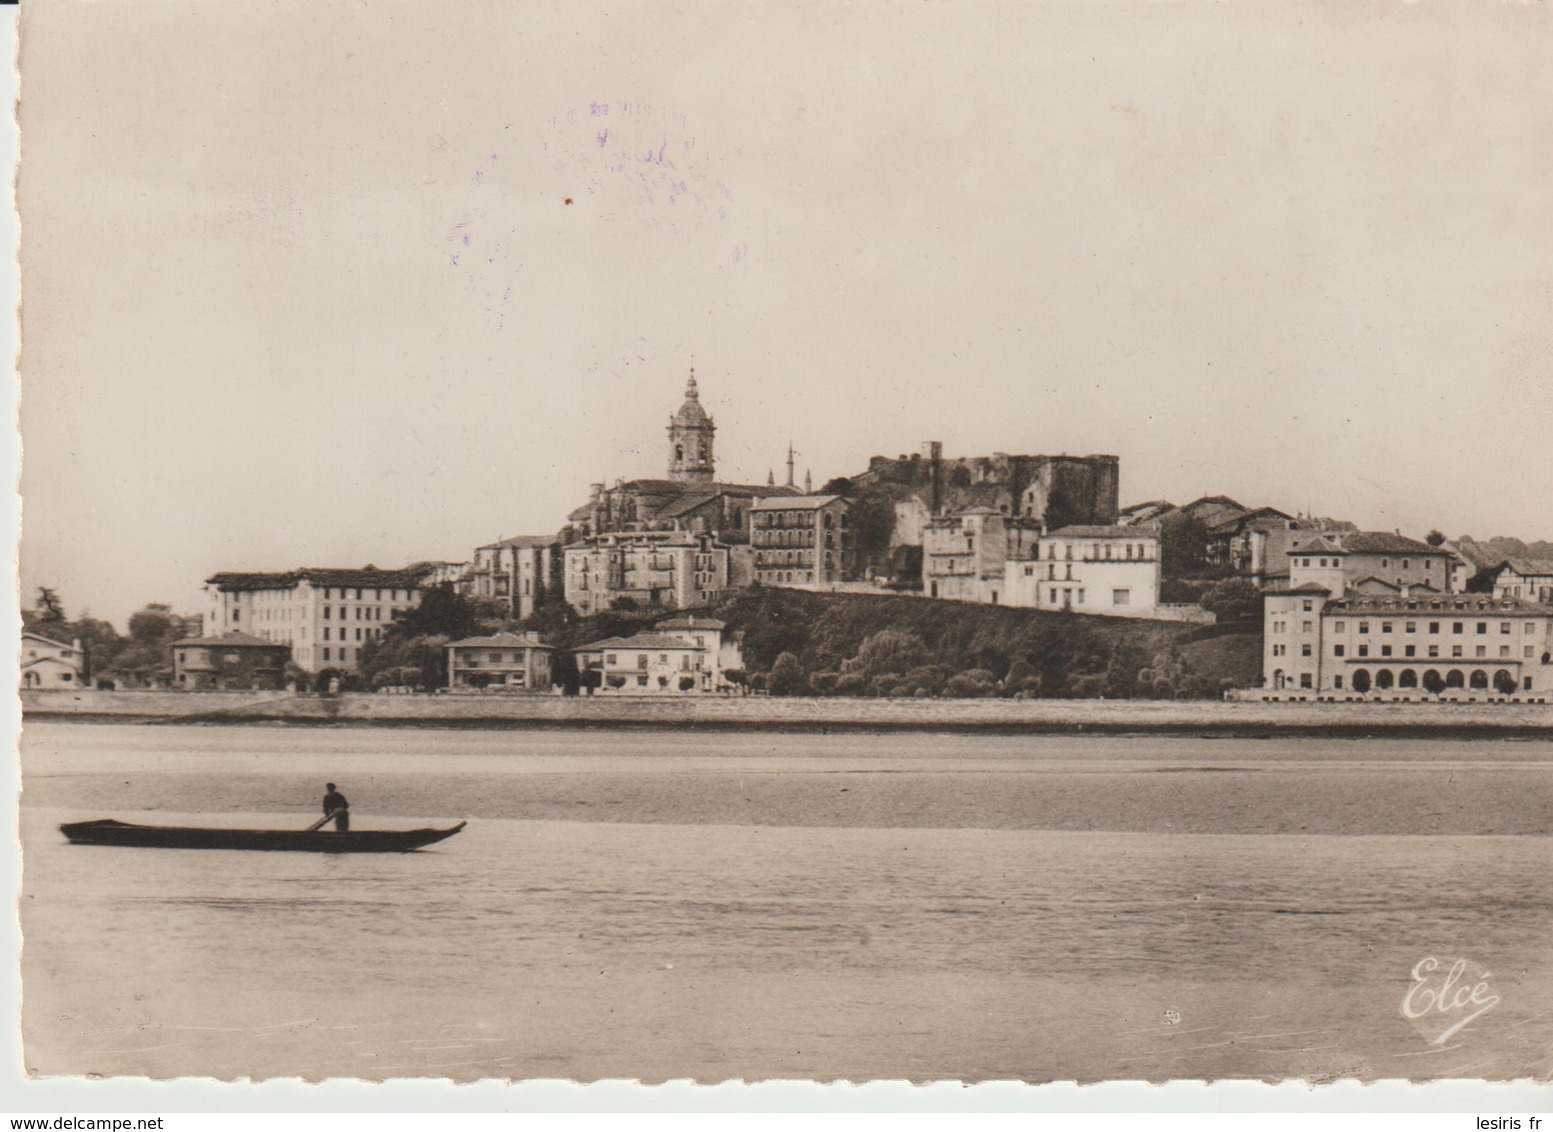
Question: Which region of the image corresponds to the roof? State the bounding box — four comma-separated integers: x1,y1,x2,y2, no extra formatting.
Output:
655,492,725,520
206,565,436,591
1263,581,1331,595
1207,506,1294,533
478,535,558,551
1501,557,1553,578
446,631,553,649
749,494,843,511
1045,524,1160,539
1329,593,1553,616
22,628,74,647
1288,535,1348,555
655,615,726,630
169,631,287,649
1337,531,1448,556
575,632,703,652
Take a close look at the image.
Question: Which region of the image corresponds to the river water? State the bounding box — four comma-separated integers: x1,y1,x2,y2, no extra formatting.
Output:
19,721,1553,1082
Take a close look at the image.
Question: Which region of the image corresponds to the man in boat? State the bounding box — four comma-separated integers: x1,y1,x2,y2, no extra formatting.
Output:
322,783,350,832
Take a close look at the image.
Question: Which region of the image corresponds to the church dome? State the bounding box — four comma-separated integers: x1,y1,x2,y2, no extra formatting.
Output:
671,373,713,427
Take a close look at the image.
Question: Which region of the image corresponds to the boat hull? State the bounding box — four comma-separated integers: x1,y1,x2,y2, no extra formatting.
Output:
59,819,467,853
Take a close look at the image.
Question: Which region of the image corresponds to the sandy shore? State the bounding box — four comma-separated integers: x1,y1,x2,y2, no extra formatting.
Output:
20,688,1553,736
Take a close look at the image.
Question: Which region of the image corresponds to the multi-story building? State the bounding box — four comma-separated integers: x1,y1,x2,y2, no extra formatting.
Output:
465,536,561,620
750,495,854,586
575,615,744,694
922,507,1038,603
573,631,712,694
1282,531,1455,595
203,565,433,673
445,631,555,692
1261,555,1553,700
1003,525,1162,616
170,631,292,691
563,530,739,616
652,613,745,686
20,630,84,689
855,443,1120,576
1491,558,1553,605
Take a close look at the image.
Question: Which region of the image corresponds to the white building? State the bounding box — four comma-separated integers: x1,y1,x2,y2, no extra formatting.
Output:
1259,555,1553,701
20,630,84,689
1003,525,1162,617
575,614,745,694
204,565,433,673
1491,558,1553,605
922,507,1038,604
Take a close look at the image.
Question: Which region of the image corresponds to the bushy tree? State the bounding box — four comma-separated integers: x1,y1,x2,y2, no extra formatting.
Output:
834,672,866,697
767,652,808,696
843,629,930,681
1199,578,1263,623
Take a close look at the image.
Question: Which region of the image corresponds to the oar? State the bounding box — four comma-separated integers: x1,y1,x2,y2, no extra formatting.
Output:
305,810,340,833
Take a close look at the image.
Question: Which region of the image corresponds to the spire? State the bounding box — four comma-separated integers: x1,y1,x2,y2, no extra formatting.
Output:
786,442,795,488
804,468,812,494
767,468,775,486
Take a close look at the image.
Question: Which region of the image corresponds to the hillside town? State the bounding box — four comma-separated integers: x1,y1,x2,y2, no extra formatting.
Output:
21,373,1553,703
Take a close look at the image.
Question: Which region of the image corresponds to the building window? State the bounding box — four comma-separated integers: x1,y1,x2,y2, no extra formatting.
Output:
323,606,331,619
1381,645,1392,657
1478,623,1488,634
1333,622,1345,633
1475,646,1487,658
1334,675,1344,690
323,628,331,641
1527,646,1536,658
1359,622,1369,634
1405,622,1416,634
323,647,331,661
1300,673,1312,688
1113,589,1130,606
1501,622,1512,635
1302,621,1313,633
1452,645,1463,658
1301,644,1312,657
1334,644,1345,657
1382,622,1393,634
1500,646,1510,658
1405,645,1415,657
1358,645,1369,657
1428,646,1439,658
1303,600,1313,612
1453,622,1464,634
1429,622,1439,634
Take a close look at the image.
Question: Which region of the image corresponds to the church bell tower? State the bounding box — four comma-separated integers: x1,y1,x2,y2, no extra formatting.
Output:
667,368,717,482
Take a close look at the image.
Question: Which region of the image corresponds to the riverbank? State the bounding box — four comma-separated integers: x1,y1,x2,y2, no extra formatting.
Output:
20,688,1553,736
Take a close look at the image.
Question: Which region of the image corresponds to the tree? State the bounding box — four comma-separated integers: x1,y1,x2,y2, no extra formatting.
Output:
1159,513,1213,579
767,652,808,696
1199,578,1263,623
1425,530,1447,547
392,584,478,639
34,587,66,622
842,630,930,681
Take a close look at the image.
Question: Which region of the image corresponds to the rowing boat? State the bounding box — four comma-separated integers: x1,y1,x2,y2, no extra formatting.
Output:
58,818,467,853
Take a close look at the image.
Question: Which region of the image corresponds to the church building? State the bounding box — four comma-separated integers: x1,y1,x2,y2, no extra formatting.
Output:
564,371,802,545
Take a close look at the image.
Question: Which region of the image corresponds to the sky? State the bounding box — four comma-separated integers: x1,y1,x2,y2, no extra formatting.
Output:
17,0,1553,629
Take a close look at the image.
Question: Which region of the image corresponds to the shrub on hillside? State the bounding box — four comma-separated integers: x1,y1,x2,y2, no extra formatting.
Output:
834,672,866,696
768,652,808,697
